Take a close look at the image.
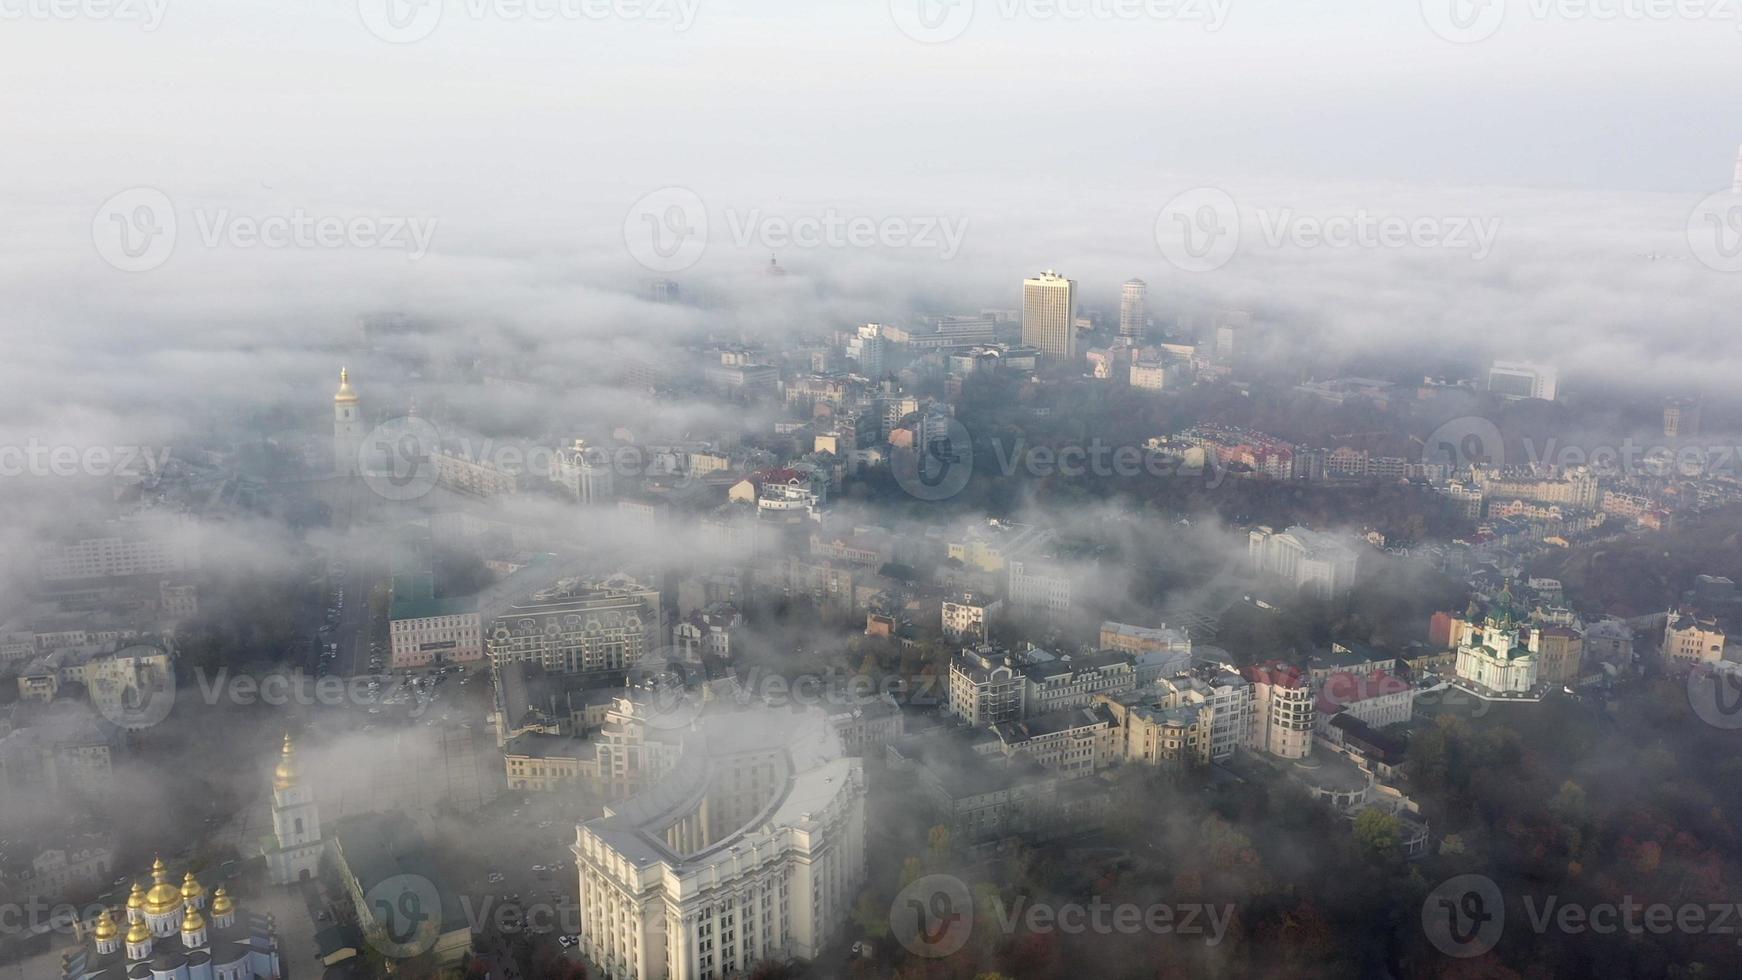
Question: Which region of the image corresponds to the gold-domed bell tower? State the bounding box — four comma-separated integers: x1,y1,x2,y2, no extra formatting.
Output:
267,733,327,885
334,366,363,476
274,732,298,791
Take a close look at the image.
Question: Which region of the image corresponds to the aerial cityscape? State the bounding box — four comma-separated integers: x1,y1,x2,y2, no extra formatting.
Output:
3,4,1742,980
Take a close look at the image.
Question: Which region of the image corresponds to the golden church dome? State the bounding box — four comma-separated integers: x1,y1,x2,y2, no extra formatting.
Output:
126,919,151,945
210,887,234,916
274,732,299,789
180,906,206,933
334,367,359,404
126,882,145,910
143,858,182,915
92,910,119,941
180,872,205,902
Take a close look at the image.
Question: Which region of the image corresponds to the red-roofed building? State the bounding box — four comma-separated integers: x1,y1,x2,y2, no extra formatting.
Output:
1241,660,1305,688
1315,670,1413,732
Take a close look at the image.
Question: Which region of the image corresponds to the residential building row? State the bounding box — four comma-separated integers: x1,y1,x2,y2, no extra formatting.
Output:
949,644,1409,769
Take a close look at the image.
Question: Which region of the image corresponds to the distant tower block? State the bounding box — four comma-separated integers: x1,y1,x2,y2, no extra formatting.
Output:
1120,278,1148,340
1664,398,1702,439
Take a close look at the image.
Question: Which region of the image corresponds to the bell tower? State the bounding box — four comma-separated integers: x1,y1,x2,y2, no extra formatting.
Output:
266,734,327,884
333,367,362,476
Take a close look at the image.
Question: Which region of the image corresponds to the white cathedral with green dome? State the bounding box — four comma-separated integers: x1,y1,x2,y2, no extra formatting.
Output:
1454,586,1540,694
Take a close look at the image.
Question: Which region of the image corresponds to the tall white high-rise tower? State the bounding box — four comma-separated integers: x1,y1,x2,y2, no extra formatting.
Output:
266,734,327,884
1022,270,1078,360
1119,278,1148,340
333,367,362,476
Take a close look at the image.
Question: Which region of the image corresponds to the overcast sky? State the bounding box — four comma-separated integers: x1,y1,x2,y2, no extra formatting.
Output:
1,0,1739,440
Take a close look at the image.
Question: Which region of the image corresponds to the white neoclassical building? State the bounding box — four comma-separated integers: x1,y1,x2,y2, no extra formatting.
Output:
1248,525,1360,598
573,708,866,980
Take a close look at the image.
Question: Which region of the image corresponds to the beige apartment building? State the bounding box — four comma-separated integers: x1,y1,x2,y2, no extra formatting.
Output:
1021,271,1077,360
1664,611,1725,665
1244,661,1314,760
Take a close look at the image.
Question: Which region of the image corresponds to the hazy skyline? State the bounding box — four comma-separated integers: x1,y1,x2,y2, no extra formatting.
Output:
3,1,1740,506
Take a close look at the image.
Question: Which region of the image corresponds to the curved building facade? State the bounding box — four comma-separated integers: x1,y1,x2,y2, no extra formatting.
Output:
573,709,866,980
